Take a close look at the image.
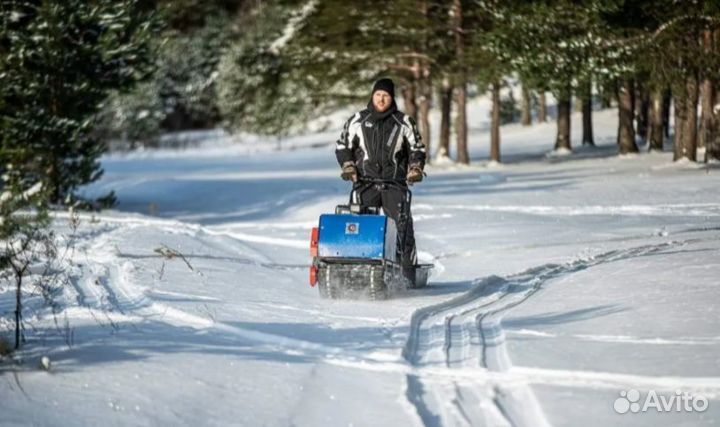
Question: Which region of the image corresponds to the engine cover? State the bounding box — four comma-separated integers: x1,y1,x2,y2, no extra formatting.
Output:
317,214,397,261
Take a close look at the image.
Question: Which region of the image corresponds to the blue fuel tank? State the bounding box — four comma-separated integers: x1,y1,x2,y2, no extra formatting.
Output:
317,214,397,261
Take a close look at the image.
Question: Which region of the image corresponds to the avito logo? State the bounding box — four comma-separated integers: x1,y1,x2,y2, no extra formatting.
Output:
614,389,709,414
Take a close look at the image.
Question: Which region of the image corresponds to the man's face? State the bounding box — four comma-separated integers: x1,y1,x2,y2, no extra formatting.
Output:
372,90,392,113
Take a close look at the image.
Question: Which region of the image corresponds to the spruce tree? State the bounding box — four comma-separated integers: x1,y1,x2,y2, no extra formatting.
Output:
215,0,456,142
216,1,318,136
493,1,605,153
599,1,720,160
0,0,158,204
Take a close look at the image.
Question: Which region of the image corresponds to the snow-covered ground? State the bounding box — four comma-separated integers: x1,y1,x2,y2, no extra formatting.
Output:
2,102,720,427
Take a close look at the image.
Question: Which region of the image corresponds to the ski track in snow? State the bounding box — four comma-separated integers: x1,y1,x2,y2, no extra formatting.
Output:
57,213,720,363
505,329,720,345
414,202,720,217
401,234,720,427
54,212,405,364
47,210,720,426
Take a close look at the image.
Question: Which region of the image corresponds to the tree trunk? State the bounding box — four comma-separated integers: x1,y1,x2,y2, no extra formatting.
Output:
581,80,594,146
699,78,714,153
490,81,501,162
452,0,469,164
418,79,432,164
680,74,699,161
699,30,714,156
648,89,664,151
673,90,687,160
538,92,547,122
554,93,572,151
455,80,469,164
437,79,453,160
617,79,639,154
708,82,720,162
402,84,418,121
600,82,613,108
15,274,22,349
521,84,531,126
582,97,594,146
709,30,720,161
662,90,672,138
636,88,650,142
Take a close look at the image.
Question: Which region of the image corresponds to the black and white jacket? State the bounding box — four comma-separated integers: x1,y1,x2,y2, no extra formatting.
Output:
335,102,426,181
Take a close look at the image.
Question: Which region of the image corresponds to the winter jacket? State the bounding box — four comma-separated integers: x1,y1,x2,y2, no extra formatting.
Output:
335,101,426,181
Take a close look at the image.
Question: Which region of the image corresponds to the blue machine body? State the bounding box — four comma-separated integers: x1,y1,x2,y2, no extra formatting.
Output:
318,214,397,261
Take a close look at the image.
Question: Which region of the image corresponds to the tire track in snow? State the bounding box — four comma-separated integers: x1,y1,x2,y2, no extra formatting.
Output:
65,224,136,323
54,211,307,269
62,215,720,405
428,203,720,217
56,210,720,422
59,212,384,360
402,237,711,427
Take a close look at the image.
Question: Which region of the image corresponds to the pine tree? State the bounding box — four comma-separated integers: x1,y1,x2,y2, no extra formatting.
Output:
0,165,50,349
600,1,720,160
215,0,456,157
95,1,241,147
458,0,512,164
493,1,604,153
216,1,318,136
437,78,453,161
521,83,532,126
0,35,50,348
617,79,638,154
449,0,510,164
490,81,501,162
285,0,441,140
580,79,595,146
452,0,469,164
1,0,156,348
0,0,158,204
155,13,233,131
701,30,720,161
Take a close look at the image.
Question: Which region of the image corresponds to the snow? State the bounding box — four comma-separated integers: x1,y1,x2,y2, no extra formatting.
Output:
2,98,720,426
268,0,318,56
546,146,573,157
0,191,12,204
23,181,43,199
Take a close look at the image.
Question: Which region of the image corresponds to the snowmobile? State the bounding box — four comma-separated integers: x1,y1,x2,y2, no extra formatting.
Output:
308,178,432,300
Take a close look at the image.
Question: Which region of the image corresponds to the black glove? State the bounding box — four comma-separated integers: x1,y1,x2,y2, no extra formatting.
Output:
406,165,423,184
340,162,358,182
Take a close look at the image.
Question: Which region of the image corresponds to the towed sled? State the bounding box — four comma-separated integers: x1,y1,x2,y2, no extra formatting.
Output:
308,178,432,300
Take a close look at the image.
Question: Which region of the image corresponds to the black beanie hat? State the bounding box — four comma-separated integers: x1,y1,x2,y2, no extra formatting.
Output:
372,78,395,99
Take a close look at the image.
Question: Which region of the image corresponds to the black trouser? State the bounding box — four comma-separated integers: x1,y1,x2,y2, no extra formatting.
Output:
353,183,417,270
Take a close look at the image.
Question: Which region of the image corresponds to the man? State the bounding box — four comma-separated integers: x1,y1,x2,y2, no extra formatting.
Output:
335,78,426,284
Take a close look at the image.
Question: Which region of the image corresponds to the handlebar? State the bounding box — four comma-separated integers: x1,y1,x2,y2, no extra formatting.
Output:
358,176,405,183
356,177,408,185
355,177,410,193
350,176,412,207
